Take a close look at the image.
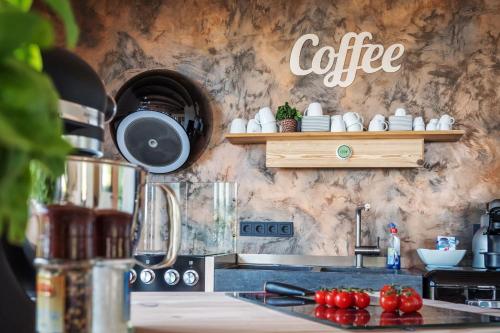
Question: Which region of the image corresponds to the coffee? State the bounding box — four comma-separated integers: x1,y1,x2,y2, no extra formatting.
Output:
41,205,95,260
94,210,133,259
